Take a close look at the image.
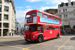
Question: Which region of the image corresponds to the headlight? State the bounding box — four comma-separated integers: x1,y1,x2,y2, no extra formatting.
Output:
33,35,35,38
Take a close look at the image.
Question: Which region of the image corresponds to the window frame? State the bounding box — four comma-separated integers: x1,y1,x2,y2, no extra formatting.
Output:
4,0,9,3
4,6,9,12
48,15,52,19
56,27,59,30
52,17,55,20
44,26,48,30
0,14,1,21
31,12,36,17
4,14,8,20
49,26,53,30
0,5,2,12
44,14,48,18
0,0,2,3
37,25,43,30
37,12,42,17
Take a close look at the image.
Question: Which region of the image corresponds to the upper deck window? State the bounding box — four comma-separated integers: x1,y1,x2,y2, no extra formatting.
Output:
59,19,61,21
31,12,36,16
37,12,42,16
44,14,47,18
49,16,52,19
56,18,59,21
53,17,55,20
26,13,30,18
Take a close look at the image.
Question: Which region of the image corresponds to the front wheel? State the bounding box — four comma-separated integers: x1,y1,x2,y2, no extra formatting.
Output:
37,37,43,43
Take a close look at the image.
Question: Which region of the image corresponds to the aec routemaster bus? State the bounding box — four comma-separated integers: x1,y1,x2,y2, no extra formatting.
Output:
24,10,63,42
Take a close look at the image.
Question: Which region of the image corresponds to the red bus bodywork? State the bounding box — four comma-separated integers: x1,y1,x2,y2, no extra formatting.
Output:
24,10,62,42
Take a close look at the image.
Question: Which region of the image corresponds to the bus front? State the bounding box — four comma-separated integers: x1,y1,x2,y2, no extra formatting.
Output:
24,10,43,42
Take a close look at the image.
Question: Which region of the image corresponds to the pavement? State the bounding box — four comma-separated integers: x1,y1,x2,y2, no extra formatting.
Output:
0,35,75,50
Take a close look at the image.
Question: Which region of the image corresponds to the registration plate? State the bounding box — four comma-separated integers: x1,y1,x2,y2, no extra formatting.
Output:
27,39,30,41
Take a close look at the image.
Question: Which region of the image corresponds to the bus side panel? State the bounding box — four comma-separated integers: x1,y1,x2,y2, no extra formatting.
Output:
43,30,54,40
52,30,57,38
52,30,59,38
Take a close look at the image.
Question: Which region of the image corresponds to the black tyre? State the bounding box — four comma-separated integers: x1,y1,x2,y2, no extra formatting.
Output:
37,36,43,43
56,33,59,39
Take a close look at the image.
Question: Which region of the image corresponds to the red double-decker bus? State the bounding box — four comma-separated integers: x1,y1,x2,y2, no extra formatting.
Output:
24,10,63,42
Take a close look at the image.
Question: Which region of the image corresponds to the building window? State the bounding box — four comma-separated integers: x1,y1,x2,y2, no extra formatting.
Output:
64,15,67,18
58,5,60,8
64,21,68,25
64,4,66,7
0,14,1,21
3,23,9,28
4,14,8,20
63,9,67,12
4,0,9,3
0,23,1,28
0,0,2,3
0,5,2,12
4,6,9,12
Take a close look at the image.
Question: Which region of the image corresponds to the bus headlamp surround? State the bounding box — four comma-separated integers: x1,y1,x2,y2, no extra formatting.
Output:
33,35,35,38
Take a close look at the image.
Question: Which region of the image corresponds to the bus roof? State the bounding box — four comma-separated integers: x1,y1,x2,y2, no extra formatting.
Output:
26,9,60,19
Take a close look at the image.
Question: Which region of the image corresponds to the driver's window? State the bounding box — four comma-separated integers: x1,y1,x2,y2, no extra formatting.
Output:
37,25,43,30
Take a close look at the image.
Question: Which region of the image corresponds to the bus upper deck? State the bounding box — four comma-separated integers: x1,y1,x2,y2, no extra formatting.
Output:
25,10,62,25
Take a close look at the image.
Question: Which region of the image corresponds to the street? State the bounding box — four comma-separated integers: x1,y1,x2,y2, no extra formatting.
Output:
0,35,75,50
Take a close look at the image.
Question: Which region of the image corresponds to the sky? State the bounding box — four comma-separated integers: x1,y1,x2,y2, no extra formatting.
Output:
13,0,75,27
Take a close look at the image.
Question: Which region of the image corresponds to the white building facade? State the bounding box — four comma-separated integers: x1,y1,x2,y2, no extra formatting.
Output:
0,0,16,36
58,0,75,28
16,22,21,34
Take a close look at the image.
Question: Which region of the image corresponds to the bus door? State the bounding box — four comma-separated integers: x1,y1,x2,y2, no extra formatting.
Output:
60,26,64,35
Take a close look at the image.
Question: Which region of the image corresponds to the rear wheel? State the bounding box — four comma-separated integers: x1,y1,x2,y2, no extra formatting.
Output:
56,33,59,38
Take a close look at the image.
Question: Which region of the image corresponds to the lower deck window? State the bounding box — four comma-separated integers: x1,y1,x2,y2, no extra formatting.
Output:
37,25,43,30
44,27,48,30
29,25,36,31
